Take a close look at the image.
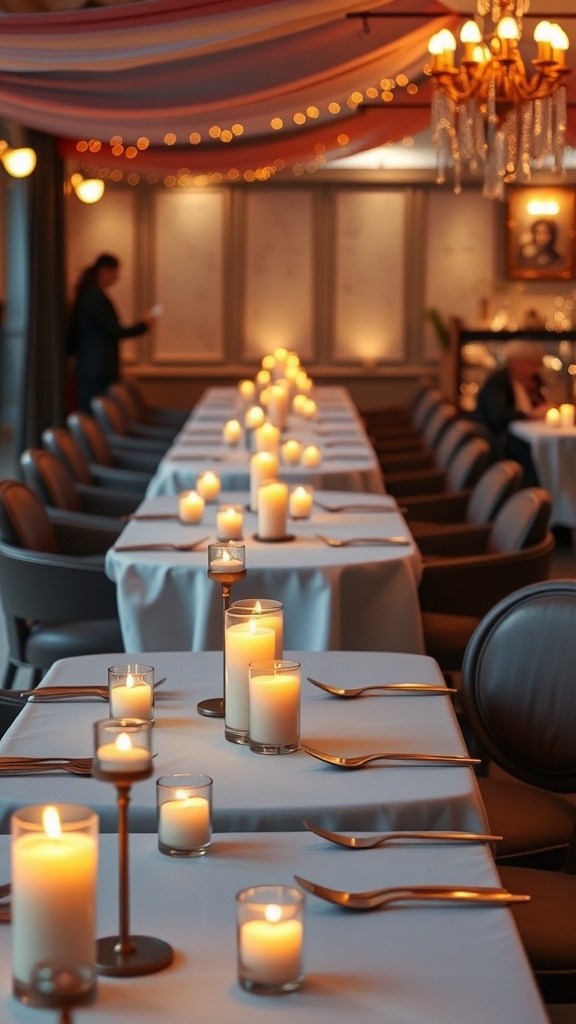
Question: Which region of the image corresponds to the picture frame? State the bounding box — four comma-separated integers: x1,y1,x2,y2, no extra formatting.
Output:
506,187,575,280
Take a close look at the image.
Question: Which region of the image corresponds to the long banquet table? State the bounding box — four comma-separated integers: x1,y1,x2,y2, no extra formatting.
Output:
509,418,576,527
0,830,548,1024
105,491,424,654
145,386,385,497
0,651,487,835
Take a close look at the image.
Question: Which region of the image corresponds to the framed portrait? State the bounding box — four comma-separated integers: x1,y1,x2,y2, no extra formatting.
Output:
506,187,575,280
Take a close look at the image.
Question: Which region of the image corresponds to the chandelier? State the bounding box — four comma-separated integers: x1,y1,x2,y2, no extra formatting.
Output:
428,1,570,199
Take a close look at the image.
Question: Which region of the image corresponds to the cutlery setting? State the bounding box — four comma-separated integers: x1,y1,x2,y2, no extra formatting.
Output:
0,756,93,776
301,744,480,768
303,821,502,848
294,876,531,911
307,676,456,697
315,534,411,547
114,538,210,552
0,883,10,924
0,677,167,706
313,500,398,513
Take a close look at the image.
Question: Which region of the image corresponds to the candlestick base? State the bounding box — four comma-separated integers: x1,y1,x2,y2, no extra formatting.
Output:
197,696,224,718
96,935,174,977
252,533,295,543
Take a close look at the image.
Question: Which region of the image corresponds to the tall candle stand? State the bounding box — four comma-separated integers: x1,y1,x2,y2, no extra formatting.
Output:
93,719,173,976
197,543,247,718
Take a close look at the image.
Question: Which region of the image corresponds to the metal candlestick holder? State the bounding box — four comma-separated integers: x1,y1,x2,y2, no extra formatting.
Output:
197,543,247,718
93,719,173,977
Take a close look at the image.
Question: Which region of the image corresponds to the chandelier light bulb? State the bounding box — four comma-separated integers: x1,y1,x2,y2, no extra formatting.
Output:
496,17,520,42
549,25,569,53
460,21,482,45
427,33,443,55
1,147,36,178
436,29,457,53
533,21,553,44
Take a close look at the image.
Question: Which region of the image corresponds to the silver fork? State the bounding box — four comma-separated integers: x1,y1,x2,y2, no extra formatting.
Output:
307,676,455,697
316,534,410,547
294,876,531,911
0,676,166,705
0,757,93,776
313,500,398,513
114,537,209,552
301,744,480,768
303,820,502,848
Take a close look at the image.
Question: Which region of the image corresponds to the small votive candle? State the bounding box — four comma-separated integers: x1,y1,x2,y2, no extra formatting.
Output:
238,379,256,403
224,608,275,744
280,438,302,466
108,664,154,722
254,422,280,456
249,660,301,754
249,451,279,512
244,405,265,431
256,369,271,388
261,355,275,373
301,398,317,420
258,481,288,541
229,599,283,659
289,485,313,519
207,542,246,577
179,489,205,524
546,408,561,427
217,505,244,541
237,885,304,994
157,774,212,857
560,403,574,428
93,719,153,780
11,804,99,1003
301,444,322,468
292,394,307,414
223,419,242,446
195,471,221,503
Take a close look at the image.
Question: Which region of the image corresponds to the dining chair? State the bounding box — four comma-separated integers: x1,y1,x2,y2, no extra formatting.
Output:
107,381,179,442
20,448,134,525
384,435,490,499
66,410,159,481
362,379,434,430
461,579,576,1002
90,395,170,455
378,414,477,475
120,378,189,430
402,459,522,535
0,479,123,688
365,385,444,446
41,426,144,505
374,401,459,465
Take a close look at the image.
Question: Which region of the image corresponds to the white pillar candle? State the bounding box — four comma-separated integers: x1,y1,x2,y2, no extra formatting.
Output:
244,405,265,431
225,623,275,732
12,806,98,988
254,422,280,456
289,486,313,519
217,506,244,541
231,600,283,659
301,398,317,420
109,673,153,721
272,347,288,379
249,451,278,511
267,384,289,430
280,438,302,465
240,912,303,985
249,670,300,746
261,355,276,372
256,369,271,388
546,408,561,427
223,419,242,445
179,490,205,523
258,481,288,540
292,394,307,414
195,471,221,502
159,793,211,850
96,731,151,774
560,403,574,427
301,444,322,467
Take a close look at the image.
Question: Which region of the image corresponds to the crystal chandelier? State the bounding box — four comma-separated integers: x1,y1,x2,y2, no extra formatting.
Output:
428,0,570,199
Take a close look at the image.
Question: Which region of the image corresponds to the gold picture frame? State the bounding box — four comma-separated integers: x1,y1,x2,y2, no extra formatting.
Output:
506,187,575,280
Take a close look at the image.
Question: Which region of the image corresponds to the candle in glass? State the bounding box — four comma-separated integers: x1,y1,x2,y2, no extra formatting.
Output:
229,599,283,659
546,408,561,427
254,422,280,456
258,481,288,540
280,438,302,466
178,490,205,524
12,804,98,1001
216,505,244,541
301,444,322,468
195,471,221,503
94,720,152,778
223,419,242,445
208,543,246,577
224,610,275,743
237,885,304,994
108,664,154,722
289,485,313,519
157,774,212,857
249,451,278,511
248,659,301,754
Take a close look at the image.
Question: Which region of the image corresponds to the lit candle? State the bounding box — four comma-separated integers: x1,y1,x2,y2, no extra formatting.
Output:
249,664,300,748
546,408,561,427
292,394,307,414
225,622,275,733
195,471,221,502
258,481,288,540
301,444,322,467
267,384,289,430
256,369,271,388
209,548,246,573
261,354,276,372
254,421,280,456
250,451,278,511
223,419,242,445
560,403,574,428
96,731,151,774
12,805,98,990
109,673,153,721
240,906,303,985
179,489,205,523
244,406,265,431
301,398,317,420
281,439,302,465
286,351,300,370
217,505,244,541
231,599,283,659
272,347,288,378
289,485,313,519
238,379,256,403
158,792,211,850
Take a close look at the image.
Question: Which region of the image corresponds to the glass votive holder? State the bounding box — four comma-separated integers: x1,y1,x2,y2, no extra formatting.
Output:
108,664,154,722
248,660,301,754
195,470,221,503
93,719,153,782
224,606,276,745
280,438,302,466
11,804,99,1003
236,885,305,994
178,489,205,524
300,443,322,467
229,599,283,658
207,542,246,580
28,958,97,1015
156,774,213,858
289,485,314,520
216,504,244,542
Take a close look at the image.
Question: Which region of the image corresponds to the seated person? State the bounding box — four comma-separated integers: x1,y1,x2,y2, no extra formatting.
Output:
473,341,551,485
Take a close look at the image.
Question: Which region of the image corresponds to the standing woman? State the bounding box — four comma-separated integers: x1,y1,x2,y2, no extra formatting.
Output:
68,253,155,412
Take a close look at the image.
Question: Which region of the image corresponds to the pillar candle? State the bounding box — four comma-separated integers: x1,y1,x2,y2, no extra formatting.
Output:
249,451,278,511
225,623,275,732
240,913,303,985
244,406,265,431
560,404,574,428
179,490,205,523
280,439,302,465
267,384,289,430
231,600,283,659
195,471,221,502
217,506,244,541
238,380,256,403
249,670,300,746
254,422,280,456
301,444,322,467
289,486,313,519
292,394,307,415
159,793,211,850
258,481,288,540
301,398,317,420
223,419,242,445
546,408,561,427
272,348,288,379
109,673,153,721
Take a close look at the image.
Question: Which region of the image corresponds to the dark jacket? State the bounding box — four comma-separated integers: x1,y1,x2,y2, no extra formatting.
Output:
69,285,147,379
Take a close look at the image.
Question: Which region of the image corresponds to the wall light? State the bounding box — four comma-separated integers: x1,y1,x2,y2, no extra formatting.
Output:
71,172,105,204
0,142,36,178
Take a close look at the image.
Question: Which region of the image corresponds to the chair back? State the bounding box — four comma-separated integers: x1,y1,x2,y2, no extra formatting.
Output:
108,381,141,423
91,395,130,437
465,460,522,525
42,427,93,485
434,419,478,470
0,480,58,552
20,449,81,513
488,487,551,553
444,437,490,492
67,412,114,467
411,388,443,431
461,580,576,792
420,402,456,449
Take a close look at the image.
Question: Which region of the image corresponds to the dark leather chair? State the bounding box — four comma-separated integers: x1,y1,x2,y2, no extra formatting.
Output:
107,381,178,443
42,426,143,505
362,380,434,431
20,448,133,525
0,480,123,688
461,580,576,1003
375,402,460,467
385,435,490,499
366,385,444,446
91,394,170,454
67,411,158,482
403,459,522,538
120,378,189,430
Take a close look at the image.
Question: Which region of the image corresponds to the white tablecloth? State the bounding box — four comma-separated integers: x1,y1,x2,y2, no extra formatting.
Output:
146,386,384,497
509,420,576,527
0,651,486,835
0,831,547,1024
105,491,424,654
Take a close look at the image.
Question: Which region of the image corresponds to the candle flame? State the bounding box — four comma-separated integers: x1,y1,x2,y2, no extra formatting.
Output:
221,549,231,564
126,673,134,689
254,600,262,613
42,805,62,839
175,789,189,800
295,486,306,498
115,731,133,752
265,903,282,924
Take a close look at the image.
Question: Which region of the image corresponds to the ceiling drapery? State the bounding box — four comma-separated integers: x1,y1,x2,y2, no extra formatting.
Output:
0,0,573,176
